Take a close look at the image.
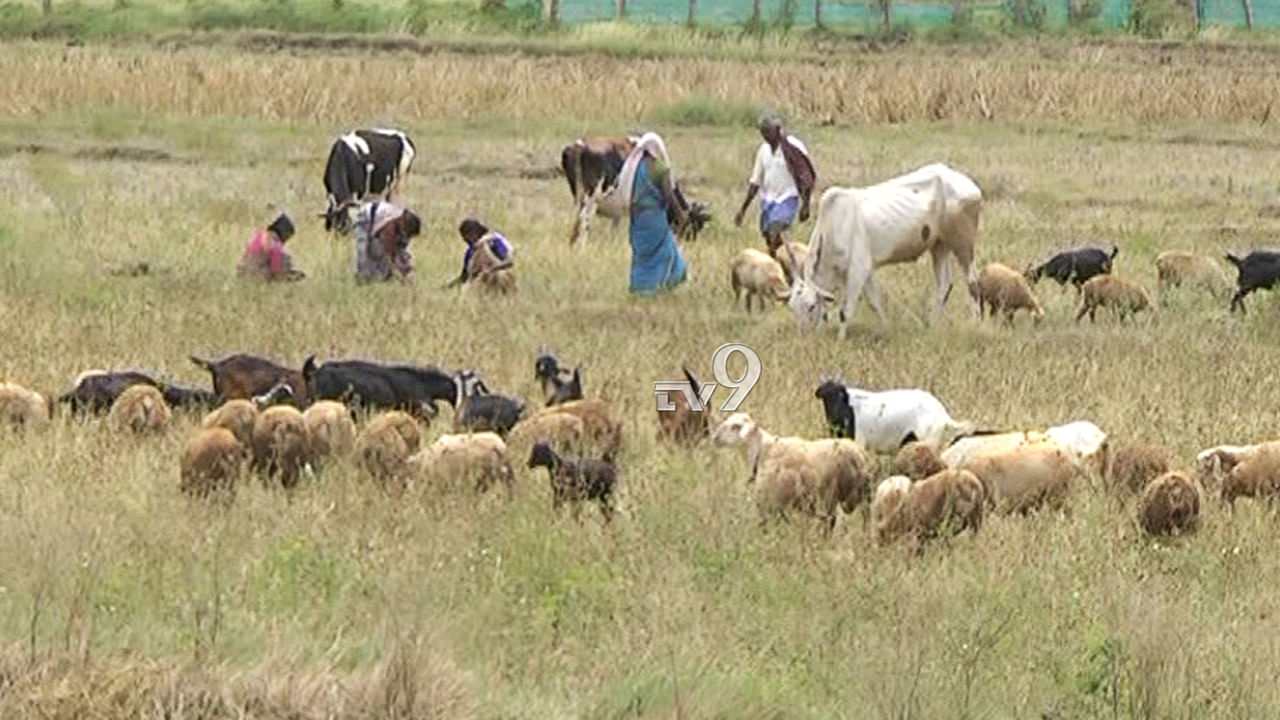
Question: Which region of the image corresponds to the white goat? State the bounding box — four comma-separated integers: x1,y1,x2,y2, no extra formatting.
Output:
813,379,974,455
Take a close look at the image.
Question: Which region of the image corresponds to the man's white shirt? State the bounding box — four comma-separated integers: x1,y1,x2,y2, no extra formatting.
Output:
749,137,807,204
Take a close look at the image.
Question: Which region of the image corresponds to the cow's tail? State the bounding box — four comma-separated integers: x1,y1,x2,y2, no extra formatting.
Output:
561,142,583,206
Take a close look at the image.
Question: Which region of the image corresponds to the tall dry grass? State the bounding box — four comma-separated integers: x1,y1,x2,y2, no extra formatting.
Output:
3,39,1280,718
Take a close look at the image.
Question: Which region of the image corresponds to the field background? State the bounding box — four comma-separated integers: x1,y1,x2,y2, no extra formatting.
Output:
3,30,1280,719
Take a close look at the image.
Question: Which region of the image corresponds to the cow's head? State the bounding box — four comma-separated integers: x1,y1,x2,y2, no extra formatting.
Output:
788,277,835,331
321,198,359,234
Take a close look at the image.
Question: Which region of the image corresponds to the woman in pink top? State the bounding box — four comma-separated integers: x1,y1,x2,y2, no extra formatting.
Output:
237,213,304,281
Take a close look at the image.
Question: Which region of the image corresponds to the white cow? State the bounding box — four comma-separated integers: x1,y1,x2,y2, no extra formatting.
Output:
785,163,983,339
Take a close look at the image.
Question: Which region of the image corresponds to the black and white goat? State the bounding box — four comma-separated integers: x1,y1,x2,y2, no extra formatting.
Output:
453,370,525,436
533,350,584,407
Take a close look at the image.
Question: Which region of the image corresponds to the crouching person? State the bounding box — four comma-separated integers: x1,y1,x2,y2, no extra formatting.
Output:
237,213,304,281
355,201,421,284
446,216,515,294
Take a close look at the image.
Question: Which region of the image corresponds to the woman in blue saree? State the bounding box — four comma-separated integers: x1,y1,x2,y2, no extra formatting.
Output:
617,133,688,295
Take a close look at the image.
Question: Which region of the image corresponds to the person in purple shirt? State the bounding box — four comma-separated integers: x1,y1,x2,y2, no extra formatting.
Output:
446,217,513,288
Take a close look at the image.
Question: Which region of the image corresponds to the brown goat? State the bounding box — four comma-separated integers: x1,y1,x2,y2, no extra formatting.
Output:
1137,471,1201,537
656,364,710,445
190,353,309,406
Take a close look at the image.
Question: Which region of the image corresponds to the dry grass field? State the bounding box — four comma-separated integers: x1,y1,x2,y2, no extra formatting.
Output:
4,37,1280,718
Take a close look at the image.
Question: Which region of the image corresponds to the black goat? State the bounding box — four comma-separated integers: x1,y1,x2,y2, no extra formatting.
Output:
1226,249,1280,314
1026,245,1118,291
453,370,525,436
533,351,584,406
527,441,617,522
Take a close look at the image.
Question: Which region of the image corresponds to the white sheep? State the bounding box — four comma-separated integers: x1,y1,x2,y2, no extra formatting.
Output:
813,379,974,454
941,420,1108,483
955,443,1082,515
730,248,789,313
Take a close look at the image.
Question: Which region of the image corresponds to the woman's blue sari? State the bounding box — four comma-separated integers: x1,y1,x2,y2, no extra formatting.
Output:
628,157,687,294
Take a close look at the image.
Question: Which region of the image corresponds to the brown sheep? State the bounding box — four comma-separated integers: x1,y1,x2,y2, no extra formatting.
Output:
508,411,586,457
1106,442,1172,496
774,241,808,285
1075,274,1152,323
1155,250,1231,298
409,432,515,496
1221,444,1280,508
302,400,356,460
969,262,1044,326
354,411,423,491
730,248,789,313
201,399,258,447
0,381,52,427
656,364,710,445
535,398,622,461
1137,471,1201,537
179,427,248,501
1193,441,1280,497
872,469,986,548
959,443,1079,515
891,441,949,481
108,384,172,434
250,405,311,490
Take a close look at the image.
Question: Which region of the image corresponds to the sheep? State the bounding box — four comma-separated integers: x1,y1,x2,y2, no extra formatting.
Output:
1221,444,1280,508
452,370,525,436
656,364,710,444
969,262,1044,326
531,398,623,461
813,379,974,454
1137,471,1201,537
773,241,808,285
1075,274,1152,323
1026,245,1117,292
872,469,985,548
250,405,311,490
0,381,52,428
1106,442,1172,496
712,412,872,530
354,410,422,491
891,441,949,481
179,427,248,502
730,248,789,313
527,441,618,522
1225,249,1280,314
302,400,356,461
507,411,586,458
107,384,172,434
533,350,583,407
201,399,258,447
957,444,1080,515
1044,420,1110,483
1155,250,1230,298
409,432,515,496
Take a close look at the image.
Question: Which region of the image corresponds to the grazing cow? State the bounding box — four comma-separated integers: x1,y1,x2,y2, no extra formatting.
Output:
321,128,416,233
786,163,983,339
1225,249,1280,314
190,354,310,407
561,135,709,245
301,357,456,421
1026,245,1117,292
58,370,216,414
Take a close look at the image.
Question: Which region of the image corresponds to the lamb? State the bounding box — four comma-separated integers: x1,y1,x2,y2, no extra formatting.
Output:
302,400,357,460
179,427,248,501
872,469,985,548
200,399,258,447
534,350,583,406
1137,471,1201,537
1106,442,1172,496
354,410,422,490
527,441,618,522
1221,444,1280,508
775,241,808,285
891,441,949,480
656,364,710,444
1026,245,1117,291
1155,250,1230,298
1075,274,1152,323
1225,249,1280,314
250,405,311,490
712,412,872,530
108,384,172,434
813,379,974,454
730,248,789,313
409,432,515,496
0,381,52,427
957,443,1080,515
969,262,1044,326
452,370,525,436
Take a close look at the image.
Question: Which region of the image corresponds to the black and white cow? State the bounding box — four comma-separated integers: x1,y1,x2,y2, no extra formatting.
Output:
321,128,416,233
560,135,710,245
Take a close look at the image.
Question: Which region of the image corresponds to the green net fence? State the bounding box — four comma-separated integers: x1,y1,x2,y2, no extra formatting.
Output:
557,0,1277,29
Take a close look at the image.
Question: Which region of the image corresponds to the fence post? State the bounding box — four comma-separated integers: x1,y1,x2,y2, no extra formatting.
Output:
543,0,560,25
617,0,626,20
816,0,825,27
687,0,697,25
1242,0,1253,29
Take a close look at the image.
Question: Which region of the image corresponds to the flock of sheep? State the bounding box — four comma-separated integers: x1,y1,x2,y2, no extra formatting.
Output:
3,330,1271,553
